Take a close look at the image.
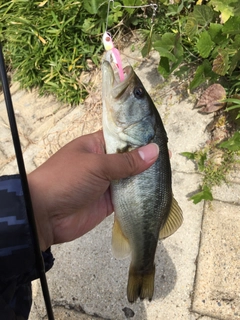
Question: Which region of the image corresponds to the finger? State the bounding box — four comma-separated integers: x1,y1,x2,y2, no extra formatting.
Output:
85,130,106,154
101,143,159,181
66,130,105,154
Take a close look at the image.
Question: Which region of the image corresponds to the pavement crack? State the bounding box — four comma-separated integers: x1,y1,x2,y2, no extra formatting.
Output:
211,198,240,206
49,300,110,320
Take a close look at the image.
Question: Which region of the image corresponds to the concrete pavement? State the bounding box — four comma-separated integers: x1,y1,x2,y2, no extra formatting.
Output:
0,43,240,320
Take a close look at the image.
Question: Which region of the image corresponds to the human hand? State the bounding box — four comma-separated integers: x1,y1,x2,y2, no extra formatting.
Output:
28,130,159,251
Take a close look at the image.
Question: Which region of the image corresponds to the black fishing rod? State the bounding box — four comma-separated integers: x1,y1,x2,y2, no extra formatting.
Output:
0,43,54,320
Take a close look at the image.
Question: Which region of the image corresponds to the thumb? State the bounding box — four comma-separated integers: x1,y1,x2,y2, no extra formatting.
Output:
103,143,159,181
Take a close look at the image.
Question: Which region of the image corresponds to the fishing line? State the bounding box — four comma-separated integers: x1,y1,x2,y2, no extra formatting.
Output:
105,0,158,32
104,1,158,81
0,44,54,320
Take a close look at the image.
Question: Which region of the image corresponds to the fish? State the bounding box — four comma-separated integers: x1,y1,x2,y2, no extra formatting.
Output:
101,60,183,303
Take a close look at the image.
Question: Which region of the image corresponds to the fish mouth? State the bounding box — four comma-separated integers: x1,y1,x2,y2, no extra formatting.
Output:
102,60,134,99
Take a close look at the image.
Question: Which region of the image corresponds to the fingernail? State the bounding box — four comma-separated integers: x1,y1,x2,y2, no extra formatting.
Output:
138,143,159,162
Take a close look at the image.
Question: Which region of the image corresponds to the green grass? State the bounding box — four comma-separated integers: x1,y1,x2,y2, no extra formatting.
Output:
0,0,153,104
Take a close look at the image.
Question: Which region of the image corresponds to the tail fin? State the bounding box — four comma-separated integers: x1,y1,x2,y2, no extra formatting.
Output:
127,264,155,303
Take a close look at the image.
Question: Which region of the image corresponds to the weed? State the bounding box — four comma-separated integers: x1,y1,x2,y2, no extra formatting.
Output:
0,0,150,105
141,1,240,101
182,139,239,204
2,1,240,107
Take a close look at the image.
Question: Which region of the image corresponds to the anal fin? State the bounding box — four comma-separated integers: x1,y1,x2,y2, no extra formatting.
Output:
159,196,183,239
112,215,131,259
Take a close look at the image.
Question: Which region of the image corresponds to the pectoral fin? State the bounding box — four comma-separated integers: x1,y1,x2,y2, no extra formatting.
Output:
112,215,131,259
159,196,183,239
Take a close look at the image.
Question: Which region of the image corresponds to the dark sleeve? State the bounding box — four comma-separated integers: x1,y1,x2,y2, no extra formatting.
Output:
0,174,54,319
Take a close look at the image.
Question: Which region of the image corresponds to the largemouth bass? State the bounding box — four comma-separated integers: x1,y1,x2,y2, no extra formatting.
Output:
102,60,183,303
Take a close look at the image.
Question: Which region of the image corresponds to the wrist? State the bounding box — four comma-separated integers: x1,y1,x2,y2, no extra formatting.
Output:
28,172,53,251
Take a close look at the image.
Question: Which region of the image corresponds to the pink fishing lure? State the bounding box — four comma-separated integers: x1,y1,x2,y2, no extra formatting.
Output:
102,31,124,82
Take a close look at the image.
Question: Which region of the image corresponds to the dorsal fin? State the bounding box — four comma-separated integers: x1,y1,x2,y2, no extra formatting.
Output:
159,196,183,239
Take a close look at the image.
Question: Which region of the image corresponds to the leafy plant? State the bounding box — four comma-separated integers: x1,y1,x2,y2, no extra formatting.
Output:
219,130,240,151
225,98,240,119
0,0,148,104
146,1,240,95
1,0,240,108
190,185,213,204
181,144,238,204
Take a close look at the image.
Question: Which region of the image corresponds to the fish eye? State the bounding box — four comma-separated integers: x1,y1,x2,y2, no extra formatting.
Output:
133,87,144,99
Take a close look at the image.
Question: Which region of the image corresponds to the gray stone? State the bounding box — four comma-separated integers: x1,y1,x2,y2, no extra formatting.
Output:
192,201,240,320
212,181,240,204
